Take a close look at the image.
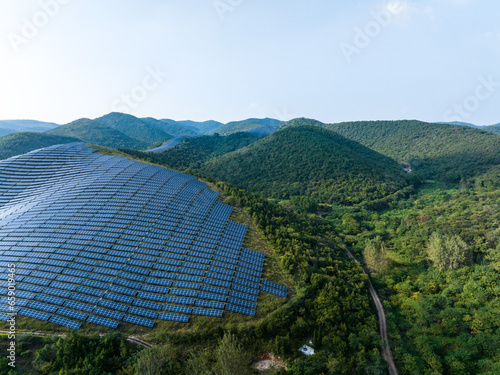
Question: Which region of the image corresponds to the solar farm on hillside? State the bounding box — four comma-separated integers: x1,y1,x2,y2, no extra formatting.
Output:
0,143,286,330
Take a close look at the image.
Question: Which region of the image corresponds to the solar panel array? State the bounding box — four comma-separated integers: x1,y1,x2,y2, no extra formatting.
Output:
0,143,287,329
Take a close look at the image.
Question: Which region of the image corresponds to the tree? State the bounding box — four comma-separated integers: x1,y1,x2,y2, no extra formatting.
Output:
135,342,181,375
213,333,252,375
364,237,388,274
427,232,471,270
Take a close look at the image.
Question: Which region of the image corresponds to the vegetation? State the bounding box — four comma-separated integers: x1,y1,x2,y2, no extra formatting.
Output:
323,120,500,183
0,132,79,160
207,118,282,135
47,113,176,150
175,119,224,134
141,117,199,138
47,118,150,150
337,172,500,374
201,126,409,205
121,132,260,170
482,124,500,135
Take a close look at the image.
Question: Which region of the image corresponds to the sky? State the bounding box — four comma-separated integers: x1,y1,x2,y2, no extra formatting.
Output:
0,0,499,125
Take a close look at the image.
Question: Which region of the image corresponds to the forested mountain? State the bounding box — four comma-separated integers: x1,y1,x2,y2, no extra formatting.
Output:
201,126,409,205
94,112,172,145
176,119,224,134
0,132,79,159
482,124,500,134
208,118,282,135
122,132,260,170
47,118,150,150
322,120,500,183
141,117,199,137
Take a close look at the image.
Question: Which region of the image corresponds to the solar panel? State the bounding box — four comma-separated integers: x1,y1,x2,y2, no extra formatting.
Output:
128,306,158,319
18,308,51,321
122,314,155,328
0,143,290,329
27,300,59,313
260,285,287,298
63,300,94,312
158,312,189,322
87,314,119,329
56,307,88,321
191,308,223,317
225,303,255,316
49,315,82,330
92,307,124,321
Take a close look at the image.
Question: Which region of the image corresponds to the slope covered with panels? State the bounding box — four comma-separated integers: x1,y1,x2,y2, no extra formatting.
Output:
0,143,286,330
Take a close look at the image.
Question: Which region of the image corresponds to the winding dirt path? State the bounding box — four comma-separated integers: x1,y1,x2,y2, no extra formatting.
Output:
342,246,398,375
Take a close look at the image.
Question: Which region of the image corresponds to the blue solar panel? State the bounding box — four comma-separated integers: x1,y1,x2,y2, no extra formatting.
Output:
99,298,130,312
260,285,287,298
27,300,58,313
0,312,12,321
18,308,51,321
140,284,169,294
87,314,119,329
63,300,94,312
225,303,255,316
165,296,195,305
0,144,278,329
57,307,88,321
191,308,223,317
123,314,154,328
132,299,162,311
158,312,189,322
49,315,81,329
92,307,124,321
128,306,158,319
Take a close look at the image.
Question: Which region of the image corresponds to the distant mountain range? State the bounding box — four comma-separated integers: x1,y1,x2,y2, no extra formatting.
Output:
0,119,60,137
0,113,283,159
1,114,500,186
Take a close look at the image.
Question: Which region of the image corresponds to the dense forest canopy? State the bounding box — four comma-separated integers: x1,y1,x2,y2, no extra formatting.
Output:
200,126,410,205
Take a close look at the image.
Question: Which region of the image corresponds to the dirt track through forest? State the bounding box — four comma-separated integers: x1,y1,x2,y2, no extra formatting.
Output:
342,246,399,375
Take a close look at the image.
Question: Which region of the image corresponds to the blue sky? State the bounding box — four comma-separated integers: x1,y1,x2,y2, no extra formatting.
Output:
0,0,499,125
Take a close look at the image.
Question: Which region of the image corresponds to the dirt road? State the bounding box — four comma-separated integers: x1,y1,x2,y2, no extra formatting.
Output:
343,246,399,375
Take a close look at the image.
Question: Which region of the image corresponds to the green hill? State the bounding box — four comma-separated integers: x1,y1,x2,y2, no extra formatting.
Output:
0,132,79,159
208,118,282,135
322,120,500,183
176,120,223,134
47,118,149,150
482,124,500,135
122,132,259,170
201,126,408,205
94,113,172,145
141,118,199,137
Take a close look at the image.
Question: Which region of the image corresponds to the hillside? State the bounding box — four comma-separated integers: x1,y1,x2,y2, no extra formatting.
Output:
123,132,259,170
0,132,79,159
201,126,408,205
47,118,149,150
94,112,172,145
323,120,500,182
141,117,199,137
176,119,223,134
482,124,500,134
208,118,282,135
